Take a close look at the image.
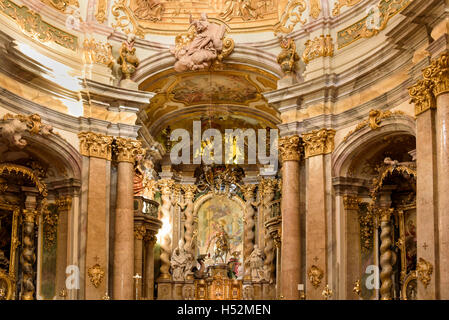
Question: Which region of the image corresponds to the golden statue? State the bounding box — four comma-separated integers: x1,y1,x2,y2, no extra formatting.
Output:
117,33,140,81
277,37,299,74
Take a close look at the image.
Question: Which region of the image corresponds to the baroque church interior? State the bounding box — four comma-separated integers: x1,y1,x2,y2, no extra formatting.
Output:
0,0,446,301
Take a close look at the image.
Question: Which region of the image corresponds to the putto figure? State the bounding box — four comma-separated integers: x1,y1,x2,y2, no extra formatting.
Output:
171,13,233,72
118,33,140,80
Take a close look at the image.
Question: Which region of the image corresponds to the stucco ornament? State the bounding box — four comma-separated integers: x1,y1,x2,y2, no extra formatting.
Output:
170,13,234,72
118,33,140,80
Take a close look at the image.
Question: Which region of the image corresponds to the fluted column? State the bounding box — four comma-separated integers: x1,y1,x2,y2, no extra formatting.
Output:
144,232,157,299
409,77,438,299
303,129,335,300
78,132,113,299
21,194,39,300
422,51,449,299
279,135,301,299
113,137,144,300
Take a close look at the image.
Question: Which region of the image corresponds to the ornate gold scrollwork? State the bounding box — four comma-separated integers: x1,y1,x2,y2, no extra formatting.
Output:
302,35,333,64
422,51,449,97
409,79,436,116
416,257,433,288
343,109,406,142
0,164,48,196
278,135,301,162
343,195,360,210
332,0,362,16
321,284,333,299
307,265,324,288
302,128,335,158
134,225,147,240
353,279,361,297
95,0,108,24
275,0,307,34
88,263,105,288
0,0,78,50
309,0,321,19
82,38,114,66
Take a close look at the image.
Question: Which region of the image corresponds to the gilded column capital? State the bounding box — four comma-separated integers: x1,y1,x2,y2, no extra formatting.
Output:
423,51,449,97
378,208,394,222
181,184,197,200
302,128,336,158
22,209,39,224
278,135,301,162
158,179,175,195
134,225,146,240
78,132,113,160
408,79,436,116
144,231,157,245
343,195,360,210
56,196,72,212
115,137,146,163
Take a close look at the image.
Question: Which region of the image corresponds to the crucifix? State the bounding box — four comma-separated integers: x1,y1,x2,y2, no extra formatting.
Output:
313,256,319,263
423,242,429,251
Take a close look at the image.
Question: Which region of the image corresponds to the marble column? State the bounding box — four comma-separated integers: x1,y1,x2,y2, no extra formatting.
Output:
279,135,301,299
113,137,144,300
144,232,157,300
378,208,394,300
426,53,449,299
134,225,146,299
409,78,438,299
78,132,113,299
303,128,335,300
342,195,361,300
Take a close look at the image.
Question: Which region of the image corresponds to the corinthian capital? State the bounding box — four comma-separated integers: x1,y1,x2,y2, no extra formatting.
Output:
423,51,449,97
302,128,336,158
115,137,146,163
409,79,436,116
278,135,301,162
78,132,113,160
158,179,174,195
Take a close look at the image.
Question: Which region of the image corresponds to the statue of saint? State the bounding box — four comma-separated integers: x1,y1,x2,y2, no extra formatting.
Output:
207,224,230,264
171,13,226,72
171,239,188,281
249,245,265,282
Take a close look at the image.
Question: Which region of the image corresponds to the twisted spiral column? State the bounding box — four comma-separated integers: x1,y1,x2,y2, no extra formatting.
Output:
260,179,276,282
181,185,197,254
21,209,37,300
158,180,174,280
379,208,394,300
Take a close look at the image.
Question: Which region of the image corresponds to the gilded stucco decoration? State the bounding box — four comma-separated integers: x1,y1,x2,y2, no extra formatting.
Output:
359,204,374,253
88,263,105,288
115,137,146,163
41,0,79,12
343,109,406,142
307,265,324,288
278,135,301,162
0,0,78,51
416,257,433,288
78,132,114,160
337,0,412,49
112,0,280,35
332,0,362,16
277,37,300,74
170,13,234,72
343,195,359,210
82,38,114,66
302,35,333,64
422,51,449,97
0,164,48,196
409,51,449,116
302,128,335,158
275,0,307,34
309,0,321,19
95,0,108,24
42,204,59,249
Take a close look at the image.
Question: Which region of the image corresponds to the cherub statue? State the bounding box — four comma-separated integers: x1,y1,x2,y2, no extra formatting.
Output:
277,37,299,74
117,33,140,81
